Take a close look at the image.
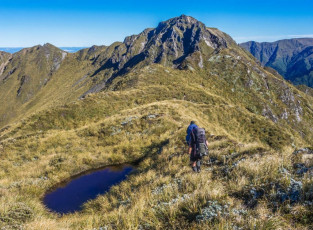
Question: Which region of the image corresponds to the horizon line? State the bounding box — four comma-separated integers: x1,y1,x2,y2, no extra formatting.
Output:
1,35,313,49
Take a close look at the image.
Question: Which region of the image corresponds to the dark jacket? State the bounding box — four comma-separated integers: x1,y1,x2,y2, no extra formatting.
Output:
189,127,202,161
186,123,198,144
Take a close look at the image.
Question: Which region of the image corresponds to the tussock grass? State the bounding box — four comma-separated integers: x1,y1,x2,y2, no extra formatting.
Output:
0,63,312,229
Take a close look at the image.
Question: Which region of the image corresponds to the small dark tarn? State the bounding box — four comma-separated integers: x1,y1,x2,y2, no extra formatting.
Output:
43,165,134,214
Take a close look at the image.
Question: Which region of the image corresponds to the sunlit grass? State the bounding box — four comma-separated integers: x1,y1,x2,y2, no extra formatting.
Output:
0,62,312,229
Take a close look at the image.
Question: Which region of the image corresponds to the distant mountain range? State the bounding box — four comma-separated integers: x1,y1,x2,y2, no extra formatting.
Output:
240,38,313,88
0,47,87,53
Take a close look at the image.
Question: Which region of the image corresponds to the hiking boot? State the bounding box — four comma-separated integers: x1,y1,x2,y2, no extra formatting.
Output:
197,166,201,173
192,166,197,172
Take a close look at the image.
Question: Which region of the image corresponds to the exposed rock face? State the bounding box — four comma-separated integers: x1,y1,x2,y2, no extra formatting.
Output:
240,38,313,88
139,15,229,65
17,75,31,96
82,15,236,95
275,178,303,203
292,148,313,175
0,51,12,76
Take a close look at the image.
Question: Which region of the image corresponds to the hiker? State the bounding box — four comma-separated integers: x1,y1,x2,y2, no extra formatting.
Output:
188,127,209,173
185,121,198,145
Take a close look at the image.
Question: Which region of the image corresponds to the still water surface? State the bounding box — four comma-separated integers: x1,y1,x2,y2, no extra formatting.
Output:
43,165,134,214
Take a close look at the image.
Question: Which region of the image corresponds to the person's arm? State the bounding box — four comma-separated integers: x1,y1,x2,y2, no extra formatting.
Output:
188,146,192,154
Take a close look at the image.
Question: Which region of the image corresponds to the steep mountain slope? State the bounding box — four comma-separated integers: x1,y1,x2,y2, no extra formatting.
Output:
0,44,109,127
80,15,235,95
0,15,235,127
1,65,313,229
0,16,313,229
0,51,11,75
240,38,313,87
297,84,313,97
0,51,10,63
0,44,69,125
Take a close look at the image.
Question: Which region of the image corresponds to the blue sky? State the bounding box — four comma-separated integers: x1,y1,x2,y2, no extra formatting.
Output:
0,0,312,47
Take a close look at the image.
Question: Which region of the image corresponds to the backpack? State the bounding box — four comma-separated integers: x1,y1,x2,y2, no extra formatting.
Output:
186,124,198,144
191,128,208,157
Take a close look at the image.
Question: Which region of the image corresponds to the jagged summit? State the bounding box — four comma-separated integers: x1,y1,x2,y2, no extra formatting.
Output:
82,15,236,95
148,14,229,56
156,15,201,31
128,14,231,59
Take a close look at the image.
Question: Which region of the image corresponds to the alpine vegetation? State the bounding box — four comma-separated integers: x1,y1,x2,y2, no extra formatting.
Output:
0,15,312,230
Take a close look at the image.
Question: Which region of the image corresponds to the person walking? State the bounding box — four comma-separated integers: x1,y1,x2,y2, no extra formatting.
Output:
185,121,198,145
187,126,209,173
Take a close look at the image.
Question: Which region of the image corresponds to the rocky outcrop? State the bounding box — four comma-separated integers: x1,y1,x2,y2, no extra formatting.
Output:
292,148,313,175
83,15,236,95
17,75,31,96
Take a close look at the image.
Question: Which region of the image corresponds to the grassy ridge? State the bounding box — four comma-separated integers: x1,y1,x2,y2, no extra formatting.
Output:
0,62,312,229
1,15,312,229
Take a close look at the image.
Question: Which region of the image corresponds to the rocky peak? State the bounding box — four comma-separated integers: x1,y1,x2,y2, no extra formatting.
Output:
112,15,230,69
84,15,234,95
152,14,228,51
156,15,201,30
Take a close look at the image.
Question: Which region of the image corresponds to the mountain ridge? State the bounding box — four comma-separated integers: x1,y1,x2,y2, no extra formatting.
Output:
0,16,312,133
0,46,87,54
240,38,313,87
0,15,238,126
0,15,313,229
0,15,311,143
81,15,236,95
